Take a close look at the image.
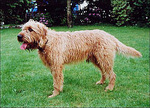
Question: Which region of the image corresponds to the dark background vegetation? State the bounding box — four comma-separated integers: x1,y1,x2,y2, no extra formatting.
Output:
0,0,150,27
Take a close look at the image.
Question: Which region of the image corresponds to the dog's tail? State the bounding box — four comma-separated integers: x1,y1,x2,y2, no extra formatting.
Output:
115,39,142,58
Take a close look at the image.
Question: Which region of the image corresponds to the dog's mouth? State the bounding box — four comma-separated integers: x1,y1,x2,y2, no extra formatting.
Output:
20,42,28,50
20,42,38,50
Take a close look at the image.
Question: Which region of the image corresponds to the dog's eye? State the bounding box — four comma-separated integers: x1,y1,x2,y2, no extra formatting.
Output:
28,28,33,32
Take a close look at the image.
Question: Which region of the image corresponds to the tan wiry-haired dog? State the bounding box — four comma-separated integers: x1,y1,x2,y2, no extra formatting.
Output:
17,20,142,98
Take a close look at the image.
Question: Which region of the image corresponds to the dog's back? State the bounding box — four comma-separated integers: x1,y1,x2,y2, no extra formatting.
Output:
48,29,141,64
48,30,116,64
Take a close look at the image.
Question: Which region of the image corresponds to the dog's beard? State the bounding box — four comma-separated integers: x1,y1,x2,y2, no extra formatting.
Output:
20,41,38,50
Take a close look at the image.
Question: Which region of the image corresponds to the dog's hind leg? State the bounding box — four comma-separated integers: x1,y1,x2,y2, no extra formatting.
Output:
105,70,116,91
48,65,64,98
93,50,116,91
96,73,106,85
90,55,106,85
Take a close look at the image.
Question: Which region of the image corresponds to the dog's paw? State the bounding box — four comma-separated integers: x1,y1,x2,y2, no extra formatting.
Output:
96,80,104,85
48,90,59,98
105,85,114,92
48,93,59,98
48,94,58,98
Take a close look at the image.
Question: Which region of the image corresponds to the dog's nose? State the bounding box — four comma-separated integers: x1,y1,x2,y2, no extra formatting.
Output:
17,34,23,41
17,34,23,39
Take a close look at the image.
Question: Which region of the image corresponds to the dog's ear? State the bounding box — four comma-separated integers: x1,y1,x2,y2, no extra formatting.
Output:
37,23,48,37
42,24,48,37
38,23,48,48
38,36,48,49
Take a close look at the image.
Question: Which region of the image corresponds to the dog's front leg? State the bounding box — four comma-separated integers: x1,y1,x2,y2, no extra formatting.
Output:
48,65,64,98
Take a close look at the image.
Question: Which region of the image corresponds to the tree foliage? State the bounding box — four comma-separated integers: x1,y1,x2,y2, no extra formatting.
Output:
0,0,149,27
129,0,150,27
0,0,31,24
111,0,150,26
38,0,67,26
111,0,131,26
75,0,112,25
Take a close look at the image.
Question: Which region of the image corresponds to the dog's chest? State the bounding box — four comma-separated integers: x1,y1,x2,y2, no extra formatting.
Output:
38,50,51,67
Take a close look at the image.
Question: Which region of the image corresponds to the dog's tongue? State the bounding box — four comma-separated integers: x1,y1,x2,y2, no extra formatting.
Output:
20,43,28,50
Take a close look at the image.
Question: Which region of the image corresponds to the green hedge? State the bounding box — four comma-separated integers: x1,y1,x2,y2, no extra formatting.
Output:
0,0,31,24
0,0,149,27
111,0,131,26
111,0,150,27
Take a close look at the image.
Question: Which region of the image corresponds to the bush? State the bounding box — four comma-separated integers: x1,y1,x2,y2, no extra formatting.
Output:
0,9,4,22
74,0,112,25
129,0,150,27
33,12,54,27
111,0,131,26
0,0,31,24
111,0,150,27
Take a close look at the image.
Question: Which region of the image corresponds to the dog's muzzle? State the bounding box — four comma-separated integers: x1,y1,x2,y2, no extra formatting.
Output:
17,34,23,42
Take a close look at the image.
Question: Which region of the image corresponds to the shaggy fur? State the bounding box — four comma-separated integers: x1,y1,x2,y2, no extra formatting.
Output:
17,20,142,98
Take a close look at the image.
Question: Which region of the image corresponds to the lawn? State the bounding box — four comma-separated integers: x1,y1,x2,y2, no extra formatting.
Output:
1,25,149,107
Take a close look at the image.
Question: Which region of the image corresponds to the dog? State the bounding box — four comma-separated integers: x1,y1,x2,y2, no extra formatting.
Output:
17,19,142,98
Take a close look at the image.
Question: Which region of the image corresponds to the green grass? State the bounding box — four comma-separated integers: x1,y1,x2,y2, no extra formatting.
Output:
1,25,149,107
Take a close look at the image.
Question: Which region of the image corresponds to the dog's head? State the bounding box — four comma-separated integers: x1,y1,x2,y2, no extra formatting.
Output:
17,19,48,50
